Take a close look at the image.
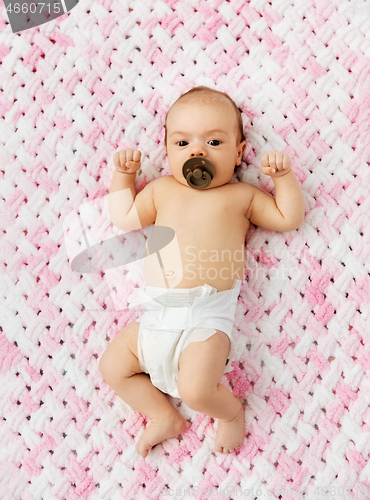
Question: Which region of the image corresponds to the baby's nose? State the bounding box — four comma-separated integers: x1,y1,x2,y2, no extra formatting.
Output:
190,146,205,157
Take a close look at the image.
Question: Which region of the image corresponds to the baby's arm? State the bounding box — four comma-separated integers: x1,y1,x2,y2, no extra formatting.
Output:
248,152,305,232
108,149,156,230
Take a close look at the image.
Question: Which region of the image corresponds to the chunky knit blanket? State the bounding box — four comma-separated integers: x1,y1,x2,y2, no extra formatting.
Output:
1,0,370,499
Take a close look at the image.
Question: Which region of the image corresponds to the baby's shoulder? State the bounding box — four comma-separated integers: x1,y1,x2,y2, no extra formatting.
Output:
148,174,173,193
154,174,173,183
224,182,256,215
148,175,173,187
146,175,176,204
229,181,253,189
142,174,170,191
225,181,255,197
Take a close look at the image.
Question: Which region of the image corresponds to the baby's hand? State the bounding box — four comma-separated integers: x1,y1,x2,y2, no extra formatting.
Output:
113,149,142,174
260,151,291,178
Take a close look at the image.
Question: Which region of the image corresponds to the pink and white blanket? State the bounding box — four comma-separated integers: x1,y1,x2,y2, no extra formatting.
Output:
1,0,370,499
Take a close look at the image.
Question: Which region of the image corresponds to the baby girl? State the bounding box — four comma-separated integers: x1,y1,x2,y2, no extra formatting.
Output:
99,86,305,458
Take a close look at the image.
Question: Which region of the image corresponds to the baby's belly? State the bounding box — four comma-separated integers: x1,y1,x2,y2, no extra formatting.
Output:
143,238,245,292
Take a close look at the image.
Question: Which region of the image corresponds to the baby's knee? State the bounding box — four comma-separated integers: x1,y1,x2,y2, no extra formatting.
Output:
177,381,213,410
99,323,141,384
99,347,131,389
98,348,114,382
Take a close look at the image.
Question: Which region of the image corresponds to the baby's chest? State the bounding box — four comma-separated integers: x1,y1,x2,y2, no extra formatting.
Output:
160,196,236,225
154,180,251,229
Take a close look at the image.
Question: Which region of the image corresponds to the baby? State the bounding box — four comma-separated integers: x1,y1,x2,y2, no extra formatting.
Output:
99,87,305,458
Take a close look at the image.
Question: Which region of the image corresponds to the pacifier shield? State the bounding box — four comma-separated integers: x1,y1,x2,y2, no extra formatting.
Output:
182,157,215,189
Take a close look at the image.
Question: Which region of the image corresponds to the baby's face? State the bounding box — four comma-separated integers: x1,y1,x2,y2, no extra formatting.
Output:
165,100,246,189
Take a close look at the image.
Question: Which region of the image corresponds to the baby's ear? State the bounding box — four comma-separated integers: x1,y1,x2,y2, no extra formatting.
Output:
236,140,247,166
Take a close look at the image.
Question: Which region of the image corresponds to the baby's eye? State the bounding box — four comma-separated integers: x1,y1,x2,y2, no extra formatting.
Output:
177,141,188,147
208,140,221,146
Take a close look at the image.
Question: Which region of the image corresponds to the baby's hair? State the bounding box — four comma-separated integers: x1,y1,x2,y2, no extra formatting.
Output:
164,86,246,146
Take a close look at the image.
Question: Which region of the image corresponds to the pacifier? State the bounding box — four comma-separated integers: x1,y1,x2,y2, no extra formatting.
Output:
182,157,215,190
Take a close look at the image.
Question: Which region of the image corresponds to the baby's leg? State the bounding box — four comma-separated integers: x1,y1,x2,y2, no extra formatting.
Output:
99,322,185,458
177,331,245,453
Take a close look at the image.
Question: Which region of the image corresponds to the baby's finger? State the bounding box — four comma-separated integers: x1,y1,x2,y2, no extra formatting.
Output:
125,160,139,168
119,150,129,166
283,154,291,170
113,151,125,169
125,148,135,163
274,153,283,170
124,161,141,173
268,152,277,168
266,152,277,173
261,165,273,176
133,150,141,163
260,153,270,167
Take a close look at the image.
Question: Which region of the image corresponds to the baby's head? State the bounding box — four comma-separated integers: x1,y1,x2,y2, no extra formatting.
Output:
164,87,247,189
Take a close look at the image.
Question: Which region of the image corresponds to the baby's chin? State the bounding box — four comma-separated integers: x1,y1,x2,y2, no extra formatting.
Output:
169,174,189,187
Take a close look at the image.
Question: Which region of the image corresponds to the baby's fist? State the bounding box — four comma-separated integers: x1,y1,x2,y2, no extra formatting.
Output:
113,149,142,174
260,151,291,178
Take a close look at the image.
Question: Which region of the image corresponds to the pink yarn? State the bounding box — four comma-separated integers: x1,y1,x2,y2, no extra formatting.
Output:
1,0,370,498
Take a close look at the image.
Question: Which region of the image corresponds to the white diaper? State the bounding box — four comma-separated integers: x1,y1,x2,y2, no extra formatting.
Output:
136,279,241,398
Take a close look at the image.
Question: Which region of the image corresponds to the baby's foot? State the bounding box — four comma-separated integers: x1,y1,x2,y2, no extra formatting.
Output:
136,411,186,458
215,403,245,453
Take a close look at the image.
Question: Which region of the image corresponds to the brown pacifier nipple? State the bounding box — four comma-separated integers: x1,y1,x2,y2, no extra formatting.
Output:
182,157,215,189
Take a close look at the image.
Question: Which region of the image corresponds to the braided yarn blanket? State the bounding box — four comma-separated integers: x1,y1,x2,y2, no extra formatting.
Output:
1,0,370,499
